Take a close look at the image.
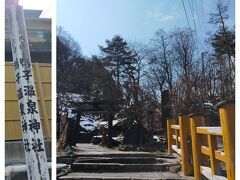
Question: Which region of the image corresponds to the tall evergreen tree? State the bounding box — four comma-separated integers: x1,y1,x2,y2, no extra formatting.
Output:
209,0,235,59
208,0,235,98
99,35,137,86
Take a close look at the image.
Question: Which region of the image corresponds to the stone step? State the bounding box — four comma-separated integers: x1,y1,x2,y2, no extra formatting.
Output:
74,157,159,164
57,157,75,165
58,172,185,180
156,154,175,159
71,163,171,173
75,153,156,158
57,153,160,165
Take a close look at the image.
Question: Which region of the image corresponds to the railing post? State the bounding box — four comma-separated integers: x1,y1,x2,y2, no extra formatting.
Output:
167,118,174,155
208,134,220,175
189,113,205,180
179,113,192,176
216,99,235,180
175,129,179,148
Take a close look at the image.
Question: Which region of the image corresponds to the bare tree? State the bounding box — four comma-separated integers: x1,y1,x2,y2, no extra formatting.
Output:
170,28,196,113
146,29,173,98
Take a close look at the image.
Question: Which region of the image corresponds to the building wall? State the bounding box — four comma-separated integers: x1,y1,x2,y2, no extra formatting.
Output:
5,62,51,140
5,17,51,63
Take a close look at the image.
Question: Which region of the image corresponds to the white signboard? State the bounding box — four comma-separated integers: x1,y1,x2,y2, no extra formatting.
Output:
6,2,50,180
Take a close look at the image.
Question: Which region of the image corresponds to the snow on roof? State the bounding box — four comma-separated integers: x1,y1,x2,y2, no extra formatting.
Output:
80,115,99,131
98,120,120,129
203,102,213,106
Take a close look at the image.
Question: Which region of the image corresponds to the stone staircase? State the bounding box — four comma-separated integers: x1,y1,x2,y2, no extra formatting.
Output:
57,144,187,180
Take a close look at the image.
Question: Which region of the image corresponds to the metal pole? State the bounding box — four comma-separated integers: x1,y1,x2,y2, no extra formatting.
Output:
6,0,50,179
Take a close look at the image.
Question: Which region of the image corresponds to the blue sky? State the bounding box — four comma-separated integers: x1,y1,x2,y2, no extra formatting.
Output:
57,0,235,57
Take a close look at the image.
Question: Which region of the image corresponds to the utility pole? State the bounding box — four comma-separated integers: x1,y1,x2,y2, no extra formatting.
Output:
6,0,50,179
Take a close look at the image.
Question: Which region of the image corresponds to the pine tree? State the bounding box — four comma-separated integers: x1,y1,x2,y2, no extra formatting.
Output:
99,35,137,86
208,0,235,98
209,0,235,59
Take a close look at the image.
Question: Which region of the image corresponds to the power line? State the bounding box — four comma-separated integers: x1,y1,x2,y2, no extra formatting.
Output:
188,0,197,33
181,0,192,30
191,0,195,14
188,0,194,16
194,0,203,36
194,1,201,28
194,1,205,52
201,0,205,23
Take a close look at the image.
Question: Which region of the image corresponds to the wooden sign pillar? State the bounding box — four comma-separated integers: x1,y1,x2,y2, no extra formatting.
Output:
6,1,50,179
